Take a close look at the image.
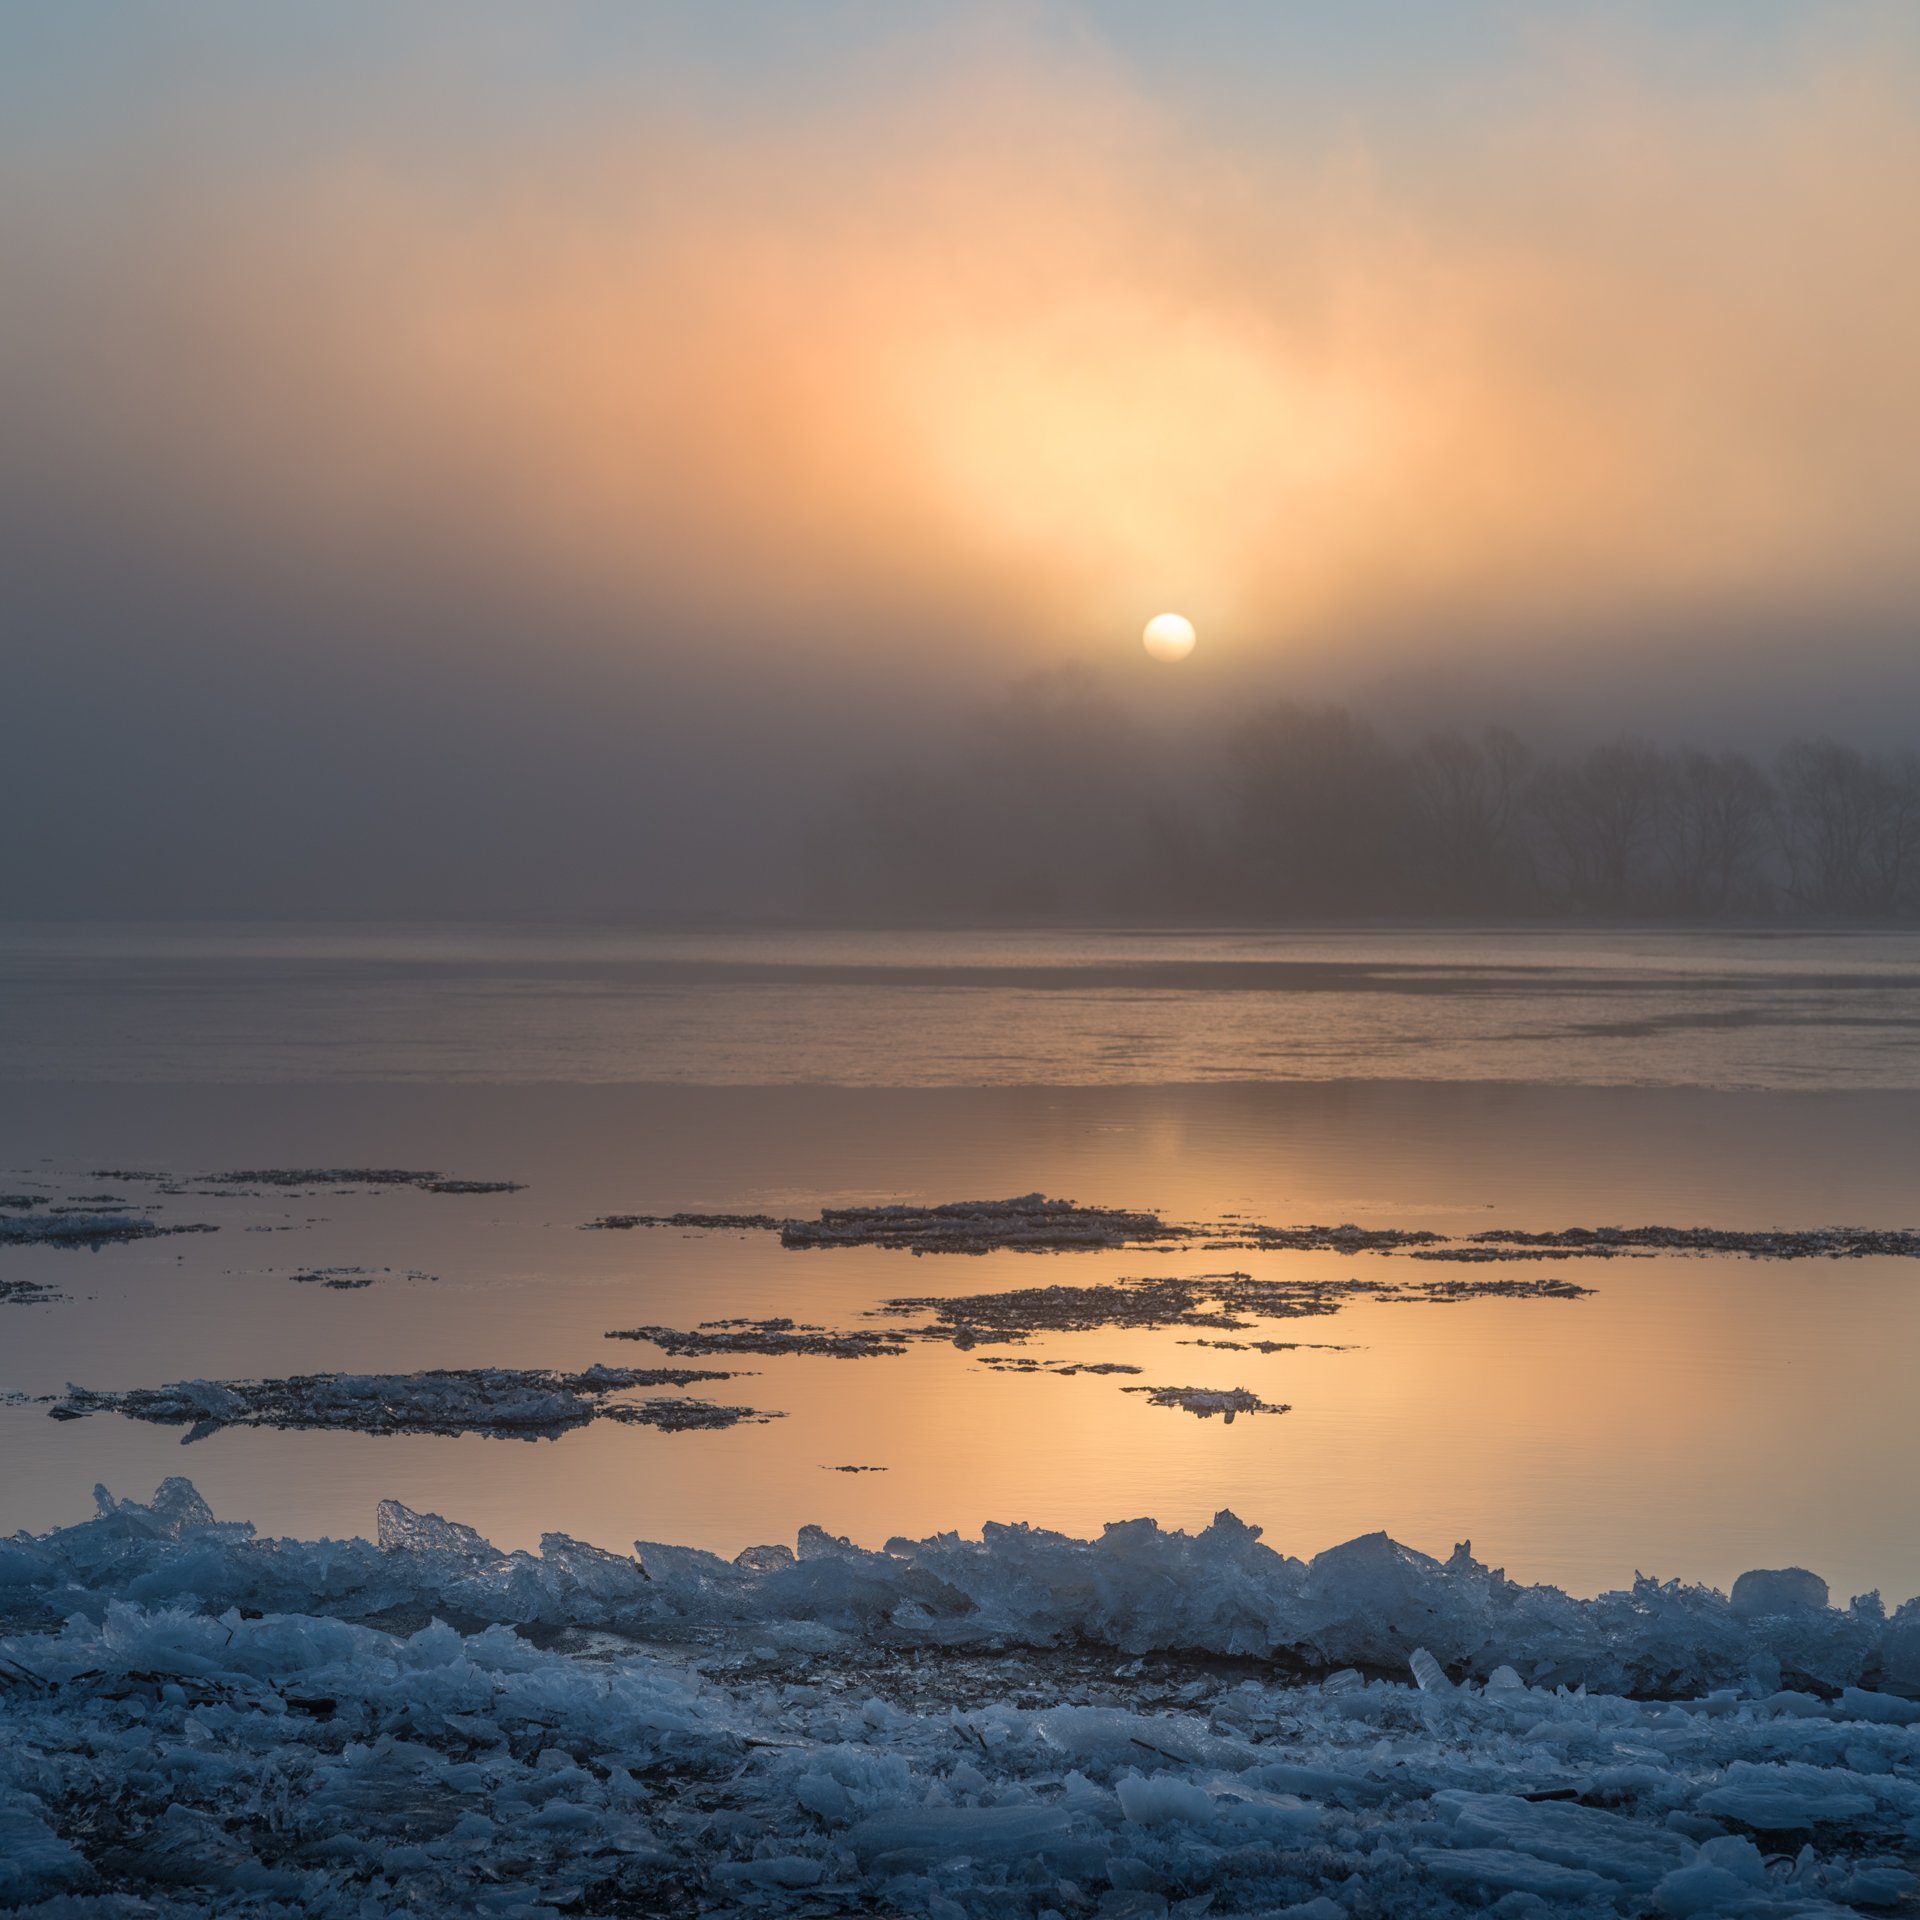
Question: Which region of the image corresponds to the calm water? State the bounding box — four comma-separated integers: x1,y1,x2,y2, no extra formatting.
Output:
9,922,1920,1088
4,925,1919,1600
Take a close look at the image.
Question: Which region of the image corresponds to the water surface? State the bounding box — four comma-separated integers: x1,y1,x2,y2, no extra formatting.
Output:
4,927,1918,1602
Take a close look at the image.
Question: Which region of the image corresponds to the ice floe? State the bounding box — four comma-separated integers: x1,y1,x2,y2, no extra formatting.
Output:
586,1209,788,1232
976,1357,1145,1376
1121,1385,1290,1422
879,1269,1591,1346
4,1483,1920,1915
212,1166,444,1186
584,1192,1920,1267
0,1278,64,1306
287,1266,436,1290
782,1195,1195,1255
0,1211,213,1249
1181,1338,1353,1353
585,1195,1198,1253
47,1367,777,1442
207,1167,523,1194
1449,1226,1920,1261
1217,1224,1450,1252
882,1274,1251,1338
607,1319,910,1359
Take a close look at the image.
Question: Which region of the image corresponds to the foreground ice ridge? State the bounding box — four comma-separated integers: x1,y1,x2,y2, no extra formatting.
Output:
5,1487,1920,1918
48,1368,777,1441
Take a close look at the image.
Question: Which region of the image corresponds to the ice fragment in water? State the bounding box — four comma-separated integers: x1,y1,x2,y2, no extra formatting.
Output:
1121,1384,1289,1422
784,1193,1194,1254
51,1366,772,1439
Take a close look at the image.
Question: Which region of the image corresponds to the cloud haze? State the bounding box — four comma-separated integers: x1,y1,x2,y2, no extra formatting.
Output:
5,4,1919,915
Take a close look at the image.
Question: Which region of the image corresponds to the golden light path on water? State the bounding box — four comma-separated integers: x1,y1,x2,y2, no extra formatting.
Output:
7,1058,1920,1601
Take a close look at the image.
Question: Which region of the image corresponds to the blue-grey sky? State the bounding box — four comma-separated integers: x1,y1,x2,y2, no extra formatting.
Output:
4,3,1918,916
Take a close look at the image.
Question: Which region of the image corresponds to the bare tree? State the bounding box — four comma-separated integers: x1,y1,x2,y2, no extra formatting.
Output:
818,690,1920,927
1656,749,1775,915
1861,750,1920,916
1529,740,1670,914
1224,703,1412,915
1408,726,1534,911
1773,738,1920,916
1777,739,1874,912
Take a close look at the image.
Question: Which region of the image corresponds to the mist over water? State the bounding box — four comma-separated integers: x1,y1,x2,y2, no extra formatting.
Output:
12,17,1920,1915
8,6,1920,922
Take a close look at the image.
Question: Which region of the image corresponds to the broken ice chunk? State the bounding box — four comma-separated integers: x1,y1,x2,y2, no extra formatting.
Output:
1729,1566,1830,1619
50,1367,774,1440
1120,1384,1289,1422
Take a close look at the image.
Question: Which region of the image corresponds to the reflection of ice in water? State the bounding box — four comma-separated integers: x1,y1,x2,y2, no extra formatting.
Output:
7,984,1920,1598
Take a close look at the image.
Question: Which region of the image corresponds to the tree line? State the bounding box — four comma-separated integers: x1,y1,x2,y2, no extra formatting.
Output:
814,672,1920,923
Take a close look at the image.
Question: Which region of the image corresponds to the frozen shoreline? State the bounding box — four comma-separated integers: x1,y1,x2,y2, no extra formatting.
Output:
5,1485,1920,1915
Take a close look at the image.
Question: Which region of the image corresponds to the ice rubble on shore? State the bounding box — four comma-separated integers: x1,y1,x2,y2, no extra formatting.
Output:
5,1485,1920,1917
10,1480,1920,1698
47,1368,776,1441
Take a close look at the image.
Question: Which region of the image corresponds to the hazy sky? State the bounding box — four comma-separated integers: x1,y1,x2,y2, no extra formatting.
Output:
6,3,1919,916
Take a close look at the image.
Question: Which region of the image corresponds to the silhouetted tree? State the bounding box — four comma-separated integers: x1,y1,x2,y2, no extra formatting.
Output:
1775,739,1920,916
821,667,1213,921
814,682,1920,926
1408,726,1534,911
1224,703,1412,916
1656,749,1775,915
1530,740,1669,913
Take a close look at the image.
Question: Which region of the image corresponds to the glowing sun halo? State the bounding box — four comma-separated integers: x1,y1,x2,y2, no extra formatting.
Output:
1142,612,1197,662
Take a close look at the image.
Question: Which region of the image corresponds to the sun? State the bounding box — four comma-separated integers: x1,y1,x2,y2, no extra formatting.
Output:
1142,612,1197,662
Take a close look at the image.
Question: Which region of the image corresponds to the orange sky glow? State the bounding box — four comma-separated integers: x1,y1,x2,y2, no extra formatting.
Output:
7,11,1920,680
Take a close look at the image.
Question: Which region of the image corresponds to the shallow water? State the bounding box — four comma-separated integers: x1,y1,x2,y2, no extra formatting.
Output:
11,929,1920,1605
8,1083,1920,1601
